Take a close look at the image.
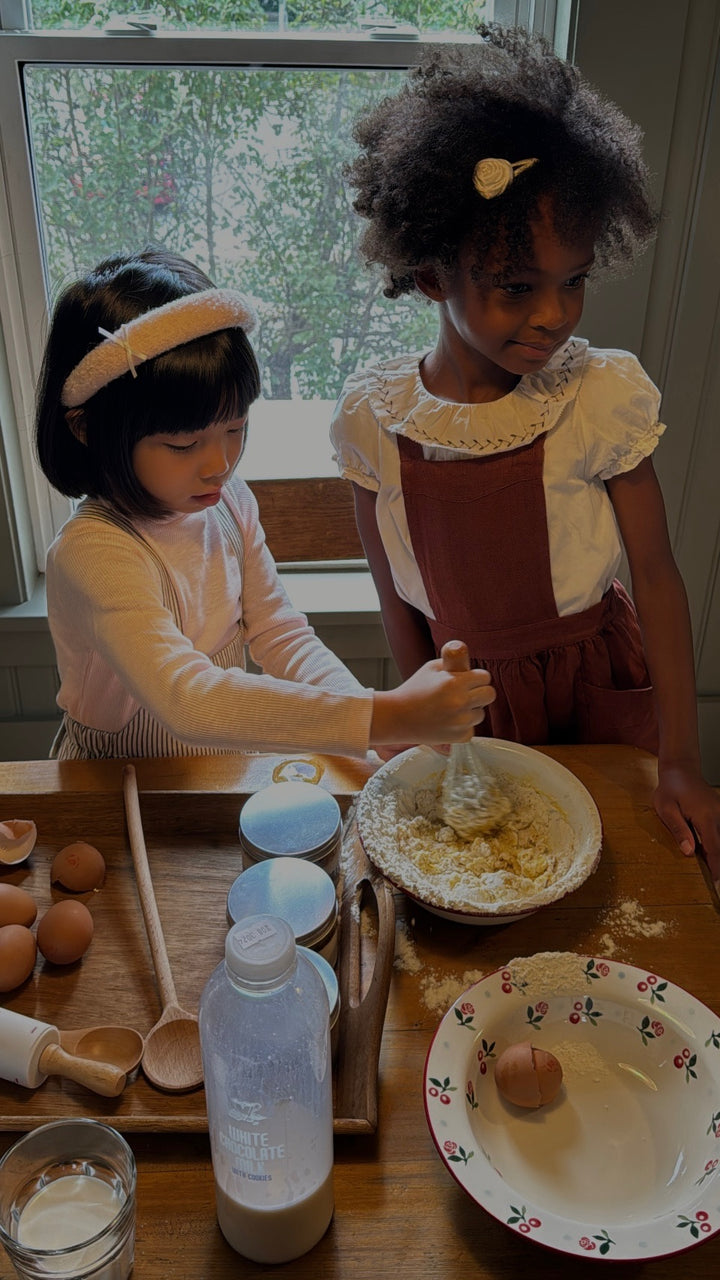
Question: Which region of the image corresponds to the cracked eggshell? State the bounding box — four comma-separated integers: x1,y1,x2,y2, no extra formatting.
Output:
0,819,37,866
495,1040,563,1108
51,842,106,892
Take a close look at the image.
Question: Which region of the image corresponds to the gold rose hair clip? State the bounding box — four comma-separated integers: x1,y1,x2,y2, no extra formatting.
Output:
473,157,538,200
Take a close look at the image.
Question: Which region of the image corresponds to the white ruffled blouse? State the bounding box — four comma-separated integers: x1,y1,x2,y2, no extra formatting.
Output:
330,338,666,619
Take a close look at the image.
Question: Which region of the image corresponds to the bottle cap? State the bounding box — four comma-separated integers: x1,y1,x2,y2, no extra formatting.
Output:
225,914,296,984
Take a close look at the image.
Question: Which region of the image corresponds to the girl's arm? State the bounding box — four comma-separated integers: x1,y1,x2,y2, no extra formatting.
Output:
352,482,436,679
50,515,490,756
607,456,720,872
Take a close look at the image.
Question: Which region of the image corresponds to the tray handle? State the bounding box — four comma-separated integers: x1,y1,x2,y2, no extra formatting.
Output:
334,823,396,1134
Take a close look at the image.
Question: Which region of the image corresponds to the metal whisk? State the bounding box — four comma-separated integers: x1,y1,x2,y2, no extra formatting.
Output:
439,641,511,840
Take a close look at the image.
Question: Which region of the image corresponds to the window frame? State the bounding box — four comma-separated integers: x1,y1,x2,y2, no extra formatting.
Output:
0,11,569,586
0,32,459,575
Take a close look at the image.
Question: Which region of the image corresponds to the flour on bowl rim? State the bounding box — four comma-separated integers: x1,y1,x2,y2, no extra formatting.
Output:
359,766,585,915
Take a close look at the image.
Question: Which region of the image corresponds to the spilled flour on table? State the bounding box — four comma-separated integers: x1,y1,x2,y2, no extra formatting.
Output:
393,919,486,1016
393,920,422,974
596,898,670,956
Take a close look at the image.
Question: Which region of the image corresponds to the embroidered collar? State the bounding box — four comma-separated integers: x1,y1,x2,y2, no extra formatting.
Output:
366,337,589,455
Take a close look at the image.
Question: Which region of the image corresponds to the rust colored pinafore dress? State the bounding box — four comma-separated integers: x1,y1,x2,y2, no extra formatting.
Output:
396,431,658,751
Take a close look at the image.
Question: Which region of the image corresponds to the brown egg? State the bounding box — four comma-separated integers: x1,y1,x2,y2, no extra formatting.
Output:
37,900,94,965
0,923,37,991
495,1040,564,1108
51,842,106,893
0,882,38,929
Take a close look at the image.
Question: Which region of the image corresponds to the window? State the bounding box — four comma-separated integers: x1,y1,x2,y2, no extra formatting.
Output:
24,62,437,466
0,1,569,584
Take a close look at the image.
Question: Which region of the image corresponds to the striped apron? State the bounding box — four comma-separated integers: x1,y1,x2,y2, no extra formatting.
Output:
51,501,246,760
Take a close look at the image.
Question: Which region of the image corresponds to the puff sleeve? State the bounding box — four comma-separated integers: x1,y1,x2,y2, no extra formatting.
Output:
575,349,666,482
330,369,381,492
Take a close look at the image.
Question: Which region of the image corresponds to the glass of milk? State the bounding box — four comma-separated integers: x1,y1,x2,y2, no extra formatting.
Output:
0,1119,136,1279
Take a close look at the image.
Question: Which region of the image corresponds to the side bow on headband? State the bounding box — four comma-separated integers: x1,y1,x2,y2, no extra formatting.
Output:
96,324,146,380
473,157,538,200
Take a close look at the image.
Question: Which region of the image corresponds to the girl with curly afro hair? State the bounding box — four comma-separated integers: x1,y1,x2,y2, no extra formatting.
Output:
331,25,720,871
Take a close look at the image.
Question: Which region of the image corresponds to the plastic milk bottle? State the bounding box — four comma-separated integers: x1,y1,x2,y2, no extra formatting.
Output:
199,914,334,1263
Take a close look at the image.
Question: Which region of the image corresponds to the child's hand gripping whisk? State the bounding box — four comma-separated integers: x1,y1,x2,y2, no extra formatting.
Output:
440,641,511,840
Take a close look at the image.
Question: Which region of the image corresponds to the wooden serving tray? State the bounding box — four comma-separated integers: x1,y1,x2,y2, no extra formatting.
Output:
0,761,395,1135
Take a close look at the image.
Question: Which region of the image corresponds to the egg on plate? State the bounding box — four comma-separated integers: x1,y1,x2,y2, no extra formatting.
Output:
494,1040,564,1108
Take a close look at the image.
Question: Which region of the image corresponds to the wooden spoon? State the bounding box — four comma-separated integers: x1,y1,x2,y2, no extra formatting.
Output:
59,1025,144,1076
122,765,204,1093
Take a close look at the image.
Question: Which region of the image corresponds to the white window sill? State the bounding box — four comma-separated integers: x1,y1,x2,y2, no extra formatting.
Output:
0,569,385,631
0,569,397,762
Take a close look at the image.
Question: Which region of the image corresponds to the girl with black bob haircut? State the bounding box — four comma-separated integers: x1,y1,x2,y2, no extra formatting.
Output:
331,25,720,874
36,246,494,759
36,249,261,520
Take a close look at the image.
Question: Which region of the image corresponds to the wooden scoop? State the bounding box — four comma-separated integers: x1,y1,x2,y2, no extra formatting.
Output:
122,765,204,1093
36,1044,127,1096
439,641,511,840
59,1025,144,1076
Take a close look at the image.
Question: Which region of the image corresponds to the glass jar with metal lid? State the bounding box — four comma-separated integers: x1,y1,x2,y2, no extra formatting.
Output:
298,946,340,1058
227,858,339,967
238,781,342,882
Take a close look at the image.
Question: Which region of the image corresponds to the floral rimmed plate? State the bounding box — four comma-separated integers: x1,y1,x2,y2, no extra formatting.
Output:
424,952,720,1261
357,743,602,925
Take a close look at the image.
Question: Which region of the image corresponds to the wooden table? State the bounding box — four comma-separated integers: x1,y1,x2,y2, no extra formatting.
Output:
1,746,719,1279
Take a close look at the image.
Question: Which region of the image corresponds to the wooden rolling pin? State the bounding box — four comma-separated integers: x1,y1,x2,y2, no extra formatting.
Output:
0,1007,127,1096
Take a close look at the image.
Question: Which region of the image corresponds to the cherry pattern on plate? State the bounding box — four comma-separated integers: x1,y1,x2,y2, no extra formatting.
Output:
475,1038,496,1076
677,1210,713,1239
568,995,603,1027
695,1158,718,1187
507,1205,542,1235
637,1014,665,1045
427,1075,456,1106
579,1229,615,1255
636,973,668,1005
672,1047,698,1082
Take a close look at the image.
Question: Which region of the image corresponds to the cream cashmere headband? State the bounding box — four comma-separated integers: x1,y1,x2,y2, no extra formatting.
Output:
61,288,257,408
